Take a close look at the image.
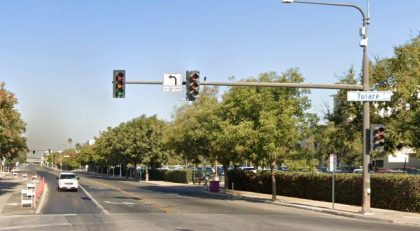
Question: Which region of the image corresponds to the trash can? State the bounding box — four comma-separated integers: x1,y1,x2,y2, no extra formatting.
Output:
209,180,220,192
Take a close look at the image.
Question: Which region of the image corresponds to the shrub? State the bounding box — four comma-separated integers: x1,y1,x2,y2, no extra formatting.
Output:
149,169,167,181
227,170,420,212
164,170,193,184
149,169,193,184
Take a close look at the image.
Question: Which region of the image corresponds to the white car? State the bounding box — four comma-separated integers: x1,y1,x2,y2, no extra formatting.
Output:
57,172,79,191
239,166,257,174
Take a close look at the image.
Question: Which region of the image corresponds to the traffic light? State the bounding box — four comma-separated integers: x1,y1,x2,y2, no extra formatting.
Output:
186,70,200,101
113,70,126,98
48,148,51,154
371,124,385,152
33,150,35,155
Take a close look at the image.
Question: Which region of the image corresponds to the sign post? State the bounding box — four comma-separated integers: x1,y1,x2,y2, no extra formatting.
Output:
329,154,337,209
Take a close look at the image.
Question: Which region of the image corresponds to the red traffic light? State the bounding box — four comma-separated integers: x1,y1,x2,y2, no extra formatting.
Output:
186,70,200,101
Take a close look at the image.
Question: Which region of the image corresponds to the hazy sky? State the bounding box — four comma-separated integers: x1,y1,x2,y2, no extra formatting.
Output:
0,0,418,157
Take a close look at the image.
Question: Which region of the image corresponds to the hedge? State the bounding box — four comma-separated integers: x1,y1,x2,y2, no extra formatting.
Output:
149,169,193,184
227,169,420,212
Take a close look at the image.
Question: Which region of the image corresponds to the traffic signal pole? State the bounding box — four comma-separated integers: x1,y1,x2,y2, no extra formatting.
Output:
281,0,371,214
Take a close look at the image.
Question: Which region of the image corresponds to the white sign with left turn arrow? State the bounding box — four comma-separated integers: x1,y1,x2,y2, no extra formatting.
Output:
163,73,182,92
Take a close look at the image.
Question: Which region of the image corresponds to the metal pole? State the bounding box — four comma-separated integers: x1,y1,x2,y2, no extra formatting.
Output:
127,80,363,90
283,0,371,214
361,15,371,214
332,169,335,209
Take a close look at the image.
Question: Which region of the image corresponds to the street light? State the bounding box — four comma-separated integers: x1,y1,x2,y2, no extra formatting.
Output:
282,0,371,214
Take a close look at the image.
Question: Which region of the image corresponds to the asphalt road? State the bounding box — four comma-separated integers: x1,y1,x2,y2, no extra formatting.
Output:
37,169,101,214
1,166,418,231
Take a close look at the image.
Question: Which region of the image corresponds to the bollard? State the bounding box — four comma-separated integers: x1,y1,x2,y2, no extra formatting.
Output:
232,183,234,191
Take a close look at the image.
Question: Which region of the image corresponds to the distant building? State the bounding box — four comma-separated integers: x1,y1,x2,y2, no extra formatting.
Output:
374,147,419,169
88,139,95,145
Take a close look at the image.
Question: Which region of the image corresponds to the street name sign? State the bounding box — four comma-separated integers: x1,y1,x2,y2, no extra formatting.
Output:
163,73,182,92
347,91,392,102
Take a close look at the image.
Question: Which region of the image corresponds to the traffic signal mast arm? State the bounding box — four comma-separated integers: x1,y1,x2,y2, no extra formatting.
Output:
125,80,363,90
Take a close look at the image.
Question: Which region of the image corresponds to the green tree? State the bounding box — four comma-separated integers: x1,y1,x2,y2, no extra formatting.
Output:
222,69,311,200
325,68,364,166
165,87,221,166
0,83,28,164
371,36,420,156
326,36,420,163
67,138,73,149
121,115,167,170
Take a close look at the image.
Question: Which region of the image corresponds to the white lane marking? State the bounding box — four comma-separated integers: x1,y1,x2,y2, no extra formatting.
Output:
104,200,136,205
35,183,48,214
0,223,71,231
79,184,110,215
4,202,20,206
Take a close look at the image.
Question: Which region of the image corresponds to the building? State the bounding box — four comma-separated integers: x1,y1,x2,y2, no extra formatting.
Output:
373,147,419,169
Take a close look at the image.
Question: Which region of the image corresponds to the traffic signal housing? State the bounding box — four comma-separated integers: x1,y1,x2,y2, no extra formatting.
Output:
186,70,200,101
371,124,385,152
113,70,126,98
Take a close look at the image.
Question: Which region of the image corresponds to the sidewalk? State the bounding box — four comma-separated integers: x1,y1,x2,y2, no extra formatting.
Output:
143,180,420,227
0,171,38,216
0,173,22,214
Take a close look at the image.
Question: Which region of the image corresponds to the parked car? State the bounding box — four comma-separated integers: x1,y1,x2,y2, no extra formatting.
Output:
194,166,215,181
353,168,374,174
405,168,420,175
216,166,225,176
169,165,184,170
239,166,257,174
277,166,289,172
57,172,79,192
353,168,363,173
316,167,328,173
339,167,356,173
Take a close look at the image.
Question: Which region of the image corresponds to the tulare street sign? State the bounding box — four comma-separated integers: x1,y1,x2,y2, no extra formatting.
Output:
347,91,392,102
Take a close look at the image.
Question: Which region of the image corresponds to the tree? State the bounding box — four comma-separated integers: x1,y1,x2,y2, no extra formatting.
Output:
165,87,221,166
325,67,364,166
93,115,168,178
0,82,28,163
221,69,311,200
370,36,420,156
67,138,73,149
120,115,167,170
325,36,420,163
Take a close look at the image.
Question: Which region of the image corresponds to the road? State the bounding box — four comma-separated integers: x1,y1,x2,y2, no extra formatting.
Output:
1,166,419,231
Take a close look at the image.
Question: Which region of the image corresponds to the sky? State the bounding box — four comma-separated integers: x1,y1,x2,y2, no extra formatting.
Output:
0,0,418,157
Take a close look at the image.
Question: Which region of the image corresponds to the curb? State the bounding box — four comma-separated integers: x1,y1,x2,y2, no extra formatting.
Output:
35,183,48,214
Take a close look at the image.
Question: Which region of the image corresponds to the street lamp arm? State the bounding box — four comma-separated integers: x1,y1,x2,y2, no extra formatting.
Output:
290,0,366,21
